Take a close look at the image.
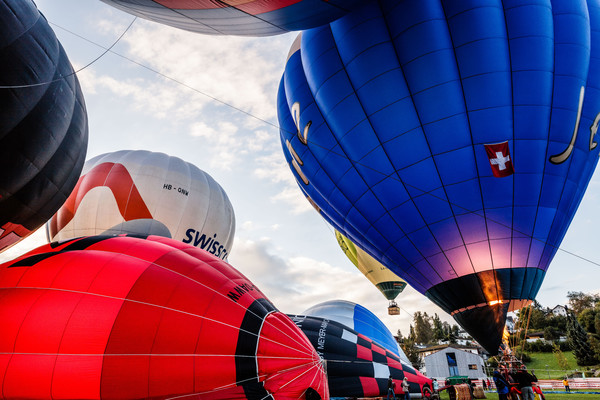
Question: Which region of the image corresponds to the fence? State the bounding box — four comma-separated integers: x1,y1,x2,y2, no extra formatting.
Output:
466,378,600,391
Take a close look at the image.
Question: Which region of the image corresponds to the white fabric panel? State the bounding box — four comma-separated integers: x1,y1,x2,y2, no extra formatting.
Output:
341,329,357,344
373,362,390,379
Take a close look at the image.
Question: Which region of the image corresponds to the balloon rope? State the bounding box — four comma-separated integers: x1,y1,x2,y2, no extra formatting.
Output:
160,359,324,399
0,17,137,89
520,304,533,359
255,360,325,400
48,21,281,130
0,285,312,357
511,308,524,351
0,352,315,360
47,19,600,272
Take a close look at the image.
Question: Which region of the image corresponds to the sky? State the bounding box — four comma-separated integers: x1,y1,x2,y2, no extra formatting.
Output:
3,0,600,340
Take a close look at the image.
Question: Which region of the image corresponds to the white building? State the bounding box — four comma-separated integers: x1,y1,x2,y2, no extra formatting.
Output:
421,345,488,380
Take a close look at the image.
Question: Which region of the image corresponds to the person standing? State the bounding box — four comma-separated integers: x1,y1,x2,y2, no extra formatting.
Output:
563,377,570,392
493,370,510,400
432,378,439,394
515,367,535,400
401,377,410,400
387,376,396,400
482,379,487,390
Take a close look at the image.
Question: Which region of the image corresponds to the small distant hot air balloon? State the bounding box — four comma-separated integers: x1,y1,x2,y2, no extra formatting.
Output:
0,0,88,253
278,0,600,353
303,299,411,365
289,314,432,398
47,150,235,260
100,0,369,37
0,235,328,400
336,231,407,314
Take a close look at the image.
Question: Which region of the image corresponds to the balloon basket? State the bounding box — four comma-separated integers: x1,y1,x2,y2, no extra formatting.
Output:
388,301,400,315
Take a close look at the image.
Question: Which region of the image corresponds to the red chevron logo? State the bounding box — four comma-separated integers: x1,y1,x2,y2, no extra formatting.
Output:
48,162,153,238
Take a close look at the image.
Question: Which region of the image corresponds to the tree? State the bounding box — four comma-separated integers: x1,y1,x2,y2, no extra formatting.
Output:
547,314,568,334
567,310,599,366
544,326,559,341
413,311,433,345
553,343,570,372
401,324,423,369
451,324,460,337
578,308,597,334
567,291,600,316
432,313,445,343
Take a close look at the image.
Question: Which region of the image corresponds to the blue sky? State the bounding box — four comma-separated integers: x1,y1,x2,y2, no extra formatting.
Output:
3,0,600,337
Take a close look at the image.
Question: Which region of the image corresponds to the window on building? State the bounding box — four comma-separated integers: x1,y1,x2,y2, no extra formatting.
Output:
446,352,459,376
468,364,478,370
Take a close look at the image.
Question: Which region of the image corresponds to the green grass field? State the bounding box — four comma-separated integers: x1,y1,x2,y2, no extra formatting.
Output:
436,389,600,400
524,352,579,379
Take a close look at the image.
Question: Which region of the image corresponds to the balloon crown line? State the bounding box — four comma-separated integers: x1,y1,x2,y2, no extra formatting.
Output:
0,16,137,89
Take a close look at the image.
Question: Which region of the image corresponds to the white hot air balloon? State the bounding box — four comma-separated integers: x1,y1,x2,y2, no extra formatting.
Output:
47,150,235,260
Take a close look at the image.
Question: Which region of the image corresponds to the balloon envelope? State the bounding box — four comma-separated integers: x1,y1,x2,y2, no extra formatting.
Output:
0,0,88,253
47,150,235,260
303,299,411,365
0,235,327,399
289,314,431,398
278,0,600,353
100,0,369,37
336,230,407,301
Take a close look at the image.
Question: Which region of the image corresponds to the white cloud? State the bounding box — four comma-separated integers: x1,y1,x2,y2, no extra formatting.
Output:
252,151,316,214
228,238,453,337
271,185,314,214
119,21,292,121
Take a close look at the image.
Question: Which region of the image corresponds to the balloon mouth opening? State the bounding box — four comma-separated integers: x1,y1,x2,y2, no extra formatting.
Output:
450,298,533,315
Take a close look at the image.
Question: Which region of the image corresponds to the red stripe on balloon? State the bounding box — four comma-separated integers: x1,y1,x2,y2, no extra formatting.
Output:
154,0,302,13
49,162,152,237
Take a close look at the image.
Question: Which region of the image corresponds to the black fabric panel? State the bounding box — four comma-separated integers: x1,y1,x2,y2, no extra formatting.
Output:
8,235,124,267
373,350,387,364
60,236,115,252
328,377,365,398
426,272,486,313
235,298,276,400
453,302,510,354
8,252,55,267
357,335,371,348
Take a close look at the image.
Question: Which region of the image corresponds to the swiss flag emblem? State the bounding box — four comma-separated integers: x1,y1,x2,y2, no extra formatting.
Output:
484,141,514,178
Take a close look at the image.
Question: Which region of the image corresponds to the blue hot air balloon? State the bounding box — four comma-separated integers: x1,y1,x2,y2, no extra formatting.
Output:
278,0,600,353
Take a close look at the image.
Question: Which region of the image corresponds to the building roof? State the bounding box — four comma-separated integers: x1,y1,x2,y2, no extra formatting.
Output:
416,343,481,354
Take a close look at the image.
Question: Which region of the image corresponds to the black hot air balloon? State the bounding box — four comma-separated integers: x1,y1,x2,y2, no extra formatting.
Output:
0,0,88,252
